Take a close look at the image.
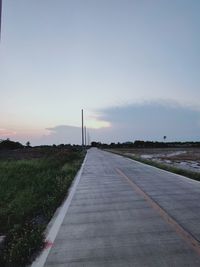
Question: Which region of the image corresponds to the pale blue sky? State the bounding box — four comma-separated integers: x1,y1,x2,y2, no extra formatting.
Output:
1,0,200,144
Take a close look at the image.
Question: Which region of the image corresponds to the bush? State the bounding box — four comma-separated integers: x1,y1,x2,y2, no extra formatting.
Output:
0,148,85,266
0,140,24,150
0,222,44,267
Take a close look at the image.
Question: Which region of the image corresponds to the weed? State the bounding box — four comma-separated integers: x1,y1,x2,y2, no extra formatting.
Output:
0,148,85,266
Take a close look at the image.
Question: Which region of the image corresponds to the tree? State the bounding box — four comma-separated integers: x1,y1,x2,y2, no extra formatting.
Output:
26,141,31,147
0,139,24,150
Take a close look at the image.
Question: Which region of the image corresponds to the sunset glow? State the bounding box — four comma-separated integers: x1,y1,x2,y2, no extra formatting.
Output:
86,118,111,129
1,1,200,145
0,128,16,136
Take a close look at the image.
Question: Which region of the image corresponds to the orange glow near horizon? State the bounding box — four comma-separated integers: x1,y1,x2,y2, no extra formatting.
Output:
0,127,47,139
86,118,111,129
0,128,16,136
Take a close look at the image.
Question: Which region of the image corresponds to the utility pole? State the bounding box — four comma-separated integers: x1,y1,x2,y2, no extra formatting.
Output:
84,126,87,147
81,109,84,147
87,131,90,146
0,0,2,40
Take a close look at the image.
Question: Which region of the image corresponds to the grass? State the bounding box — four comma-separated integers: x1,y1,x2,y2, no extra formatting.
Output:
107,149,200,182
0,148,85,267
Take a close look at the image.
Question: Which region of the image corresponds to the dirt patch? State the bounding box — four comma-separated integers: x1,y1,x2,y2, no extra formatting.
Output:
111,147,200,173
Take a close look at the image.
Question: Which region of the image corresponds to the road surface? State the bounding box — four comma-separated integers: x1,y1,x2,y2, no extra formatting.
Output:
43,148,200,266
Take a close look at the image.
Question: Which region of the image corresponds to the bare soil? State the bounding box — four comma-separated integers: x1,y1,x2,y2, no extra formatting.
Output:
111,147,200,173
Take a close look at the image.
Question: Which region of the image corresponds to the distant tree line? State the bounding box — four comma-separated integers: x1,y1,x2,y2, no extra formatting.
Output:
0,139,84,150
91,140,200,149
0,139,24,150
2,138,200,150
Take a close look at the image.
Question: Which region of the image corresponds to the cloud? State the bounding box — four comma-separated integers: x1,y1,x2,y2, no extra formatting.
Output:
8,101,200,146
86,117,111,129
38,124,113,145
42,125,82,145
33,101,200,145
96,101,200,142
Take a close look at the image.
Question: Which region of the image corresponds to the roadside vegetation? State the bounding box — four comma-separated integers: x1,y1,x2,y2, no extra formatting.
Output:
91,140,200,182
0,140,85,267
91,140,200,149
107,149,200,182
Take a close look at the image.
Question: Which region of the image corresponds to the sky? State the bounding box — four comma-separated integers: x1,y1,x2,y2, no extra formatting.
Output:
1,0,200,145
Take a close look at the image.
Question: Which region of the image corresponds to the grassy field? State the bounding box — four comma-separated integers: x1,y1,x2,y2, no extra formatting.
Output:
0,147,85,267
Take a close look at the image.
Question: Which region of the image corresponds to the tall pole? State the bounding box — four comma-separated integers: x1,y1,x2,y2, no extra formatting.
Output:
81,109,84,147
84,126,87,147
0,0,2,40
88,131,90,146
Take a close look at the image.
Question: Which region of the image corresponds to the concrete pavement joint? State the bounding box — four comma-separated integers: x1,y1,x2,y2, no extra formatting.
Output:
115,167,200,257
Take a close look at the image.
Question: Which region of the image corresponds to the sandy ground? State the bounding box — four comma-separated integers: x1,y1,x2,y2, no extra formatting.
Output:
113,148,200,173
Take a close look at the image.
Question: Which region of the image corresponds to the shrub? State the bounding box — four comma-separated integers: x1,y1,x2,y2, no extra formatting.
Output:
0,140,24,150
0,148,85,266
0,222,44,267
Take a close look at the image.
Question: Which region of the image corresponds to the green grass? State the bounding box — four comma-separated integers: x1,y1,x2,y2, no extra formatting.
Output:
0,148,85,267
107,149,200,182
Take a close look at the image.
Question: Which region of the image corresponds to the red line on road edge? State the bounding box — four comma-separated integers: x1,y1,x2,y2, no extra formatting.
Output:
44,241,54,249
115,168,200,257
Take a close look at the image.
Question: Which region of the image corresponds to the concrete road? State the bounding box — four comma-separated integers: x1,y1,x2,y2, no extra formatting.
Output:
44,148,200,266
